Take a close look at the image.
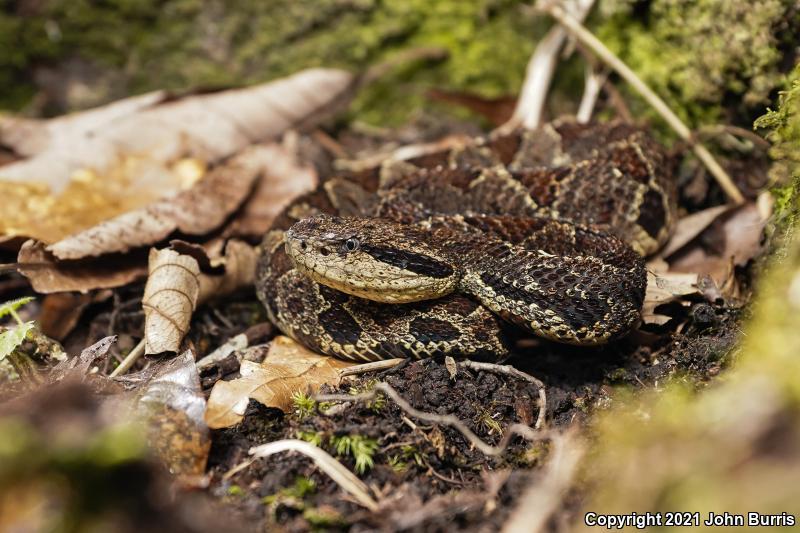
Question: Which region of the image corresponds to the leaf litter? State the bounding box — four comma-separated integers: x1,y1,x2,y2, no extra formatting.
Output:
0,56,778,532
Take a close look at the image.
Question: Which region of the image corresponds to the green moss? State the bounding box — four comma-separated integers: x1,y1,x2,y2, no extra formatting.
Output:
262,476,316,505
595,0,797,128
756,63,800,247
4,1,795,127
0,0,543,124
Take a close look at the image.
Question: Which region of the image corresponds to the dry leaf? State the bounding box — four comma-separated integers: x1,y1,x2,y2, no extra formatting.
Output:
198,240,258,304
133,350,210,485
0,90,166,159
17,240,148,294
222,143,318,239
661,204,734,257
196,333,249,370
0,69,352,188
46,149,261,260
1,68,352,246
142,248,200,355
669,200,770,292
39,291,111,340
0,157,202,245
642,271,701,325
205,336,354,429
51,335,118,379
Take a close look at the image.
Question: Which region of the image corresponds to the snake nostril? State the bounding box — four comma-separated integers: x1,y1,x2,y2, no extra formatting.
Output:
300,240,307,251
320,247,330,256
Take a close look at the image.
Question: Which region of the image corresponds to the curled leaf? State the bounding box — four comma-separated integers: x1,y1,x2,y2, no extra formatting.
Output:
198,240,258,304
142,249,200,355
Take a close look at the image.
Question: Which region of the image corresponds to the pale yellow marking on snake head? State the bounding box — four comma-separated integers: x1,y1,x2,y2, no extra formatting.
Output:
285,214,459,304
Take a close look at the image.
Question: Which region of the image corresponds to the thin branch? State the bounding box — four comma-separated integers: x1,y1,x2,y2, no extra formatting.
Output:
339,358,405,377
458,360,548,429
499,0,596,133
226,439,378,511
109,338,145,377
537,0,745,205
315,382,550,457
576,64,608,123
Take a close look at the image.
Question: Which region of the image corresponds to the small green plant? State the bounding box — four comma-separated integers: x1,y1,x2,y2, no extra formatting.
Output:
291,391,317,419
0,297,35,361
475,407,503,436
262,477,316,505
330,434,379,474
348,379,386,412
296,430,379,474
295,430,324,447
389,444,426,473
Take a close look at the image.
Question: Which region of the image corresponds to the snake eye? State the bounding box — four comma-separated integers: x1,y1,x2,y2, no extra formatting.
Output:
344,237,360,252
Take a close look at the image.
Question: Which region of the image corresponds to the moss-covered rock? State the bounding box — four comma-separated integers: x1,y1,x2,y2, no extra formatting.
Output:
596,0,798,127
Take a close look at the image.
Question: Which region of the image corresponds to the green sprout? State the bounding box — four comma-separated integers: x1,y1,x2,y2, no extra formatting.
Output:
329,435,379,474
0,297,36,362
291,391,318,419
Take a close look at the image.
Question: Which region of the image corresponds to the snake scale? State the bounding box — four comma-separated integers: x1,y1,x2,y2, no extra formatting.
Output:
256,120,676,362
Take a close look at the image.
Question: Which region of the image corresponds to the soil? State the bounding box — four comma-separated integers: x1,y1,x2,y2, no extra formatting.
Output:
195,293,742,531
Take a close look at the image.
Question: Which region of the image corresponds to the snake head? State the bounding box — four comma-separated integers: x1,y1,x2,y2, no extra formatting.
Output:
285,214,458,303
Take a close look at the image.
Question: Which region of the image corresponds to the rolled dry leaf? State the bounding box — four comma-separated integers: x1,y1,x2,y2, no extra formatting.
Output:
142,248,200,354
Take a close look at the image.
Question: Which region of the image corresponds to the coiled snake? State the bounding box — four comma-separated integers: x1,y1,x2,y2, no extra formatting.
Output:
256,120,676,362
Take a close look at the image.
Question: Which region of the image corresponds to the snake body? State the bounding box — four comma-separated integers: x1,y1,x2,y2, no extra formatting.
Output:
256,120,676,362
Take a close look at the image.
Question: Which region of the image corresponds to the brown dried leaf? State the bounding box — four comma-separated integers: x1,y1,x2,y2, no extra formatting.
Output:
142,248,200,355
205,336,354,429
642,271,701,325
17,240,147,294
39,291,111,340
0,69,352,189
661,204,734,257
669,200,770,291
222,143,317,239
198,240,258,303
1,68,353,247
47,149,261,260
52,335,118,379
133,350,210,485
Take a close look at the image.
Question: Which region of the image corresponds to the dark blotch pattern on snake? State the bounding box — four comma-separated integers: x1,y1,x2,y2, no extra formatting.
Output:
256,120,677,362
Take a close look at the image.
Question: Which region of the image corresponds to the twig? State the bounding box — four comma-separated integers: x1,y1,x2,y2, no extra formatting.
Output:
109,338,145,377
226,439,378,511
339,358,406,377
696,124,772,151
499,0,596,133
316,382,550,457
458,360,548,429
501,429,585,533
602,80,633,123
576,64,608,123
537,0,745,205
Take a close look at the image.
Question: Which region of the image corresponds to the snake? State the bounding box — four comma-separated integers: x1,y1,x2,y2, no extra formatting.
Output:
256,120,676,362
